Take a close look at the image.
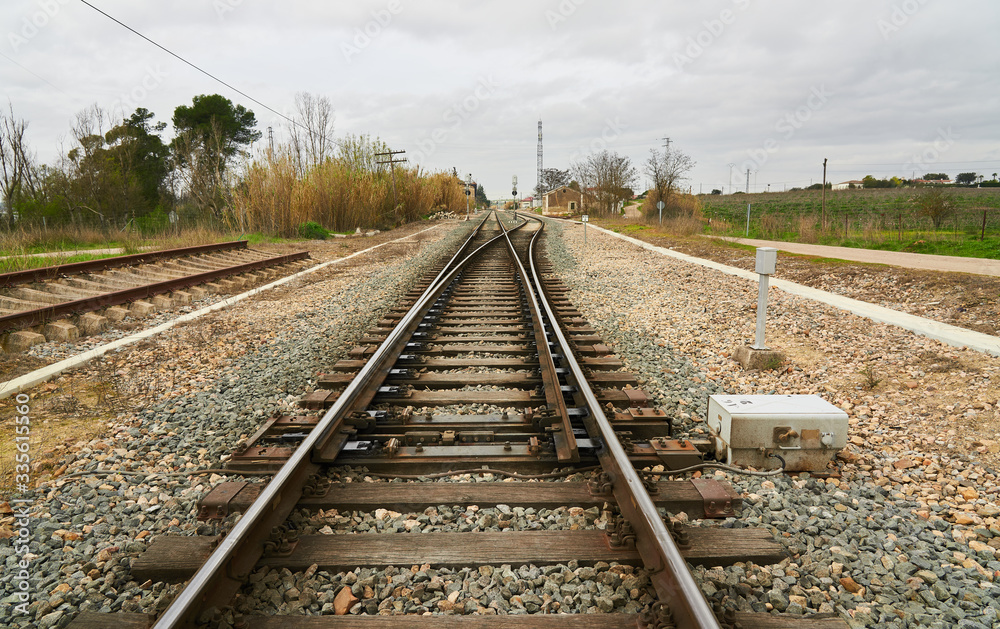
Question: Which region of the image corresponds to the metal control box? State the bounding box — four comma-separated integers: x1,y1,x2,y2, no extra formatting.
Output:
707,395,848,472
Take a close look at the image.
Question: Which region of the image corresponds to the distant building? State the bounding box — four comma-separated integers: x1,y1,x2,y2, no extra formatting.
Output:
542,186,589,216
832,180,865,190
912,179,953,186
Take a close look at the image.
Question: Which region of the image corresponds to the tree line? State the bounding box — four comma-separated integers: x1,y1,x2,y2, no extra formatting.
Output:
0,93,466,236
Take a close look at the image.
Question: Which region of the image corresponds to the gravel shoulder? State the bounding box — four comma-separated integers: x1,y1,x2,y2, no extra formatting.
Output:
544,219,1000,628
593,222,1000,338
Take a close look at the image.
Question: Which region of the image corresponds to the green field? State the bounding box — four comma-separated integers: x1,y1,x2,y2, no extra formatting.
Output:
696,187,1000,259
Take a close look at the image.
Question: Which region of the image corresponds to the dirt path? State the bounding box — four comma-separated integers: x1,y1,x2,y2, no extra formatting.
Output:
708,236,1000,277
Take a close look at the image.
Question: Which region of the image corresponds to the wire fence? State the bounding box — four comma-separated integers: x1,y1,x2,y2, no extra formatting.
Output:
700,188,1000,242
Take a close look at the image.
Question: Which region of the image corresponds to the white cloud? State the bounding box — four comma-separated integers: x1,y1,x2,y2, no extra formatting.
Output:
0,0,997,196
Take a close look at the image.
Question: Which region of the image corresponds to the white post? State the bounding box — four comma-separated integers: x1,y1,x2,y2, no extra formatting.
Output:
751,247,777,350
753,273,770,349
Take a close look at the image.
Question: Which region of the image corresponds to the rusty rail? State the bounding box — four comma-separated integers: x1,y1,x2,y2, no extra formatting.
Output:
0,240,248,288
526,214,721,628
150,216,498,628
0,250,310,334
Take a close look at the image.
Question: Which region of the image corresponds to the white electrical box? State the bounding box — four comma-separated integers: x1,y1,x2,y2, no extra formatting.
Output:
755,247,777,275
707,394,848,472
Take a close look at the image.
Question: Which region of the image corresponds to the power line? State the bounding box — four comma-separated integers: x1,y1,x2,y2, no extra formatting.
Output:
78,0,305,134
0,51,69,95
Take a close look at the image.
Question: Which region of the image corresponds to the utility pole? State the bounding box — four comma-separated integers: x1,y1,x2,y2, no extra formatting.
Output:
267,126,274,155
745,168,750,194
376,149,407,224
821,158,828,230
661,136,671,152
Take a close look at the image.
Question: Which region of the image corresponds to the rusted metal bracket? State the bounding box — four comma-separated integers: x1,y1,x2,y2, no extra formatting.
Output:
262,525,299,558
197,482,248,521
588,472,614,496
663,517,691,550
640,601,677,629
458,431,495,443
623,388,648,407
403,431,441,445
692,478,736,518
713,602,743,629
527,436,541,455
649,438,704,470
301,474,331,498
608,514,637,549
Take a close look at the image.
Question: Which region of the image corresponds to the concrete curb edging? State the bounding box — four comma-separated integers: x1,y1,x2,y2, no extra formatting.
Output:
584,223,1000,357
0,224,446,400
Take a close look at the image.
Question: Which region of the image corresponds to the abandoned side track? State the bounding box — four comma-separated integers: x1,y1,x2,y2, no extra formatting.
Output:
0,241,310,337
68,214,848,629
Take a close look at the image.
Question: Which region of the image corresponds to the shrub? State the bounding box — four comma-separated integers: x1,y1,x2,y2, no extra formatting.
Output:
298,221,328,240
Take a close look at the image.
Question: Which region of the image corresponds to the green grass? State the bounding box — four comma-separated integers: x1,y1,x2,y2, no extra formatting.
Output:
621,224,652,234
836,235,1000,257
0,240,134,257
0,252,125,274
240,232,288,245
698,187,1000,259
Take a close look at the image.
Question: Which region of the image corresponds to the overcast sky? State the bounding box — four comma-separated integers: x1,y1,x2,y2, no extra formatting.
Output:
3,0,999,199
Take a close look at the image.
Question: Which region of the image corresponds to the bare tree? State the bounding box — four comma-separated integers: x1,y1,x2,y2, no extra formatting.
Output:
644,145,695,215
571,150,637,215
643,145,696,220
0,103,38,227
289,92,335,175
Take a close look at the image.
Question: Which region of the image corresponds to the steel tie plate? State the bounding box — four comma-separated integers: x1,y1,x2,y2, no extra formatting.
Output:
691,478,736,518
197,481,249,521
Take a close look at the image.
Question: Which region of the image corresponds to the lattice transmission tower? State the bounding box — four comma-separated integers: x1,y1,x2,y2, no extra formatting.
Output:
536,119,543,208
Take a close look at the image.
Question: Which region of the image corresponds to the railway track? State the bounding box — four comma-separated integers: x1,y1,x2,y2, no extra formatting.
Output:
69,214,847,628
0,241,310,347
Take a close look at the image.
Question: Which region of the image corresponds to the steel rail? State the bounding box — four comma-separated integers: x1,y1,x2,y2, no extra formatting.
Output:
0,250,311,335
524,213,721,628
497,214,579,461
309,212,524,449
153,215,507,627
0,240,249,288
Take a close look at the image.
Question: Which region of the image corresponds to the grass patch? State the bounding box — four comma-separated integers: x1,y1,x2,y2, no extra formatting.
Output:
0,252,126,274
621,224,652,233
